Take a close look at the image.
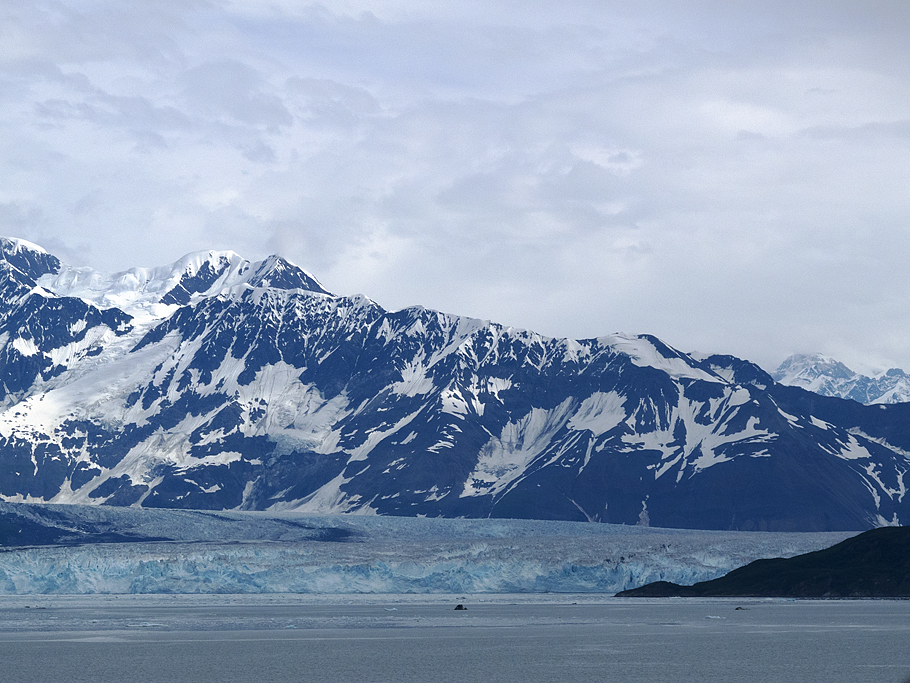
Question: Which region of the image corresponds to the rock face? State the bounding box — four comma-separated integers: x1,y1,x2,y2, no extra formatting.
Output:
0,237,909,531
615,526,910,597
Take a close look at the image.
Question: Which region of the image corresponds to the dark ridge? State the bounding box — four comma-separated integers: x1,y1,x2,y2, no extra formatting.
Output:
616,526,910,598
160,258,230,305
186,511,361,543
0,513,170,548
0,503,364,549
247,256,330,294
0,238,61,280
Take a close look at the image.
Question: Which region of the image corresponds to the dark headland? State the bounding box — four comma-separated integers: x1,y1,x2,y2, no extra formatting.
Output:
616,526,910,598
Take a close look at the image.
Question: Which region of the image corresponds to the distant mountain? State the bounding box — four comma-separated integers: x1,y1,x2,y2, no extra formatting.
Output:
773,353,910,404
615,526,910,597
0,237,909,531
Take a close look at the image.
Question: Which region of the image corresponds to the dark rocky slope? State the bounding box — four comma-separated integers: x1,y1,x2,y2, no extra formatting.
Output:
1,237,910,531
616,525,910,597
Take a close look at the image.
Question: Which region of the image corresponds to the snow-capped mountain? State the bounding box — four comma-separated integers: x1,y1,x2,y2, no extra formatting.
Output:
0,237,908,531
773,353,910,404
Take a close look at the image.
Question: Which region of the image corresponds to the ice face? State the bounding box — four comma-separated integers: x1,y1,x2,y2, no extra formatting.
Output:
0,503,853,595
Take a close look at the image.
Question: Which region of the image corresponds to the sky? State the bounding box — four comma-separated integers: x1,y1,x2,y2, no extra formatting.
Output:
2,0,910,374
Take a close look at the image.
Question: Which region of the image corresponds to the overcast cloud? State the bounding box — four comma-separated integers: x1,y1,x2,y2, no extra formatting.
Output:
2,0,910,373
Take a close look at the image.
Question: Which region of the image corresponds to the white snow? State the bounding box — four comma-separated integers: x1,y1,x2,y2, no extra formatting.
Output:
278,473,359,514
835,435,874,461
776,405,801,428
0,328,179,439
68,319,87,335
727,388,751,407
810,416,831,430
624,388,775,481
461,399,576,498
439,387,470,418
602,334,722,383
391,361,435,397
773,352,910,405
344,411,422,463
36,249,327,323
567,391,626,436
485,377,513,398
0,236,50,255
10,337,38,356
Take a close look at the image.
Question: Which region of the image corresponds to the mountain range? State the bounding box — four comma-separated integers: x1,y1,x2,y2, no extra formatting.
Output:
772,353,910,404
0,236,908,531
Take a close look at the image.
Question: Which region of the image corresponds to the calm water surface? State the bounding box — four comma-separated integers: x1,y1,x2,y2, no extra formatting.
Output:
0,595,907,683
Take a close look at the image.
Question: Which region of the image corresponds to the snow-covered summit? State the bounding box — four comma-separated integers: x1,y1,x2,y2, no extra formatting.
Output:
34,246,330,323
773,353,855,388
773,353,910,404
0,237,61,280
0,237,909,531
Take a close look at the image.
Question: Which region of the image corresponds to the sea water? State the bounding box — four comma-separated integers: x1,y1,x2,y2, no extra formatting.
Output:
0,594,907,683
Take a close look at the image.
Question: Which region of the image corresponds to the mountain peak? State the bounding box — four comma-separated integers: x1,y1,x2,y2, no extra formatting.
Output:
245,254,329,295
773,353,856,383
21,243,332,319
0,237,61,280
773,353,910,405
1,236,909,531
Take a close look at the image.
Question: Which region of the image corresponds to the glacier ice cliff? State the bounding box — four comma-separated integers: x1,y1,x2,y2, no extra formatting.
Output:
0,503,852,595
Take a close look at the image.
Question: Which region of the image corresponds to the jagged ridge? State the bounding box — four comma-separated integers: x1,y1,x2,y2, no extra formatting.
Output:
773,353,910,404
0,238,908,531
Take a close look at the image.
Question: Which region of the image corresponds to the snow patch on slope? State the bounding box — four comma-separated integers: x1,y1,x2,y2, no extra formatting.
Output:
567,391,626,436
462,399,576,498
392,361,435,397
624,388,775,482
603,334,721,383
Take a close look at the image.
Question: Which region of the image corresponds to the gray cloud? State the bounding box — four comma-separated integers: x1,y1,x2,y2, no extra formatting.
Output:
179,61,293,129
1,0,910,373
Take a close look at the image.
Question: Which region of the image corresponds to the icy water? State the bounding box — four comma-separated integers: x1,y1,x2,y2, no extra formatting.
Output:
0,594,907,683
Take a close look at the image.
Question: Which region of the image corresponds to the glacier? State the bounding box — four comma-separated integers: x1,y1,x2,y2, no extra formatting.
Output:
0,503,852,595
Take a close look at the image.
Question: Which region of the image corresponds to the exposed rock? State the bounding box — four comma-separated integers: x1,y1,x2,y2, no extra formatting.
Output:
616,526,910,598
